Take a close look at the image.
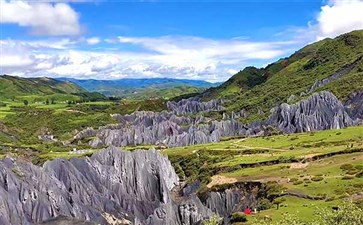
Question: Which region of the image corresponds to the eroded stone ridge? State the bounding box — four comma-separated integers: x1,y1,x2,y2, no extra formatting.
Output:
167,98,225,115
0,147,215,225
267,91,357,133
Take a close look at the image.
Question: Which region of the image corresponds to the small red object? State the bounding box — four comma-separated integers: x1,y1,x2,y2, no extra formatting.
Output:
244,208,251,215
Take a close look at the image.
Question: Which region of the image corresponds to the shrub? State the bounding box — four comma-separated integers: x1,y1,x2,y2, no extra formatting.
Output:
346,170,358,175
355,171,363,178
342,176,354,180
203,215,220,225
340,164,354,171
311,176,324,182
290,177,298,182
257,198,272,211
293,180,303,185
231,212,247,223
355,165,363,171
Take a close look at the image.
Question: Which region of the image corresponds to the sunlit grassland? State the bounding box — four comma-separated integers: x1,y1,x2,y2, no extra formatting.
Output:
162,126,363,223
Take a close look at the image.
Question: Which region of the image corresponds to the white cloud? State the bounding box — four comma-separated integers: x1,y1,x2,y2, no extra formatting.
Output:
3,1,362,82
317,0,363,39
86,37,100,45
0,36,293,82
0,0,81,36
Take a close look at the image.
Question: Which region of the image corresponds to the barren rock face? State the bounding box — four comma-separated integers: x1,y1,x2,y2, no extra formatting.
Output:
267,91,355,133
87,111,247,148
0,147,214,225
167,98,225,115
74,91,362,149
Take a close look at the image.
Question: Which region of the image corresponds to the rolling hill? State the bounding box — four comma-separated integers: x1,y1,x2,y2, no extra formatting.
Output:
58,77,221,99
0,75,107,102
202,29,363,122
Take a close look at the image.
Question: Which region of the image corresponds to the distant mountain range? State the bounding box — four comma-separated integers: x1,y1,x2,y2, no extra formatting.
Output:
57,78,221,99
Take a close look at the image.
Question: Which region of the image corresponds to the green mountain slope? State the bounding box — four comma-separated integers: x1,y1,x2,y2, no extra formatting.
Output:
0,75,109,105
205,30,363,121
0,75,85,100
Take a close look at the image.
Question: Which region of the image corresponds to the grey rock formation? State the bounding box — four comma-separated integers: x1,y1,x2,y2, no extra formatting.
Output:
268,91,354,133
84,111,247,148
0,147,214,225
167,98,224,115
345,90,363,121
74,90,362,149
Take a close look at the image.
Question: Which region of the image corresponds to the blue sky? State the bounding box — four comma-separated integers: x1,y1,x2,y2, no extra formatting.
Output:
1,0,363,82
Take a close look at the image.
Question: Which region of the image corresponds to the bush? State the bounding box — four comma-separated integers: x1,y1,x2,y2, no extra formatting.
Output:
293,180,303,185
340,164,354,171
342,176,354,180
311,176,324,182
203,215,220,225
257,198,272,211
355,171,363,178
290,177,298,182
231,212,247,223
346,170,358,175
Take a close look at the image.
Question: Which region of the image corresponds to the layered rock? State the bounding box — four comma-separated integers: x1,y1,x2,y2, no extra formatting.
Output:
74,90,362,148
345,90,363,121
86,111,247,148
268,91,354,133
167,98,224,115
0,147,214,225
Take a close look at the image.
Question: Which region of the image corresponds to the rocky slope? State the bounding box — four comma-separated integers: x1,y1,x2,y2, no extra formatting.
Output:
0,147,266,225
0,147,213,225
267,91,356,133
74,90,362,148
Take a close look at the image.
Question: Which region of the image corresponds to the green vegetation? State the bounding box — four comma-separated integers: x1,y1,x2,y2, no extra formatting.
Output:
0,75,84,100
202,30,363,122
162,126,363,223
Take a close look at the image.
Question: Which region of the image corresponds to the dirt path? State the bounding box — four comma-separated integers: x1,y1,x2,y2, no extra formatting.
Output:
207,175,237,188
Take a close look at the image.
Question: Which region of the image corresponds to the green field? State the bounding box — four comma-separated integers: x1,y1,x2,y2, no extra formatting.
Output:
162,126,363,223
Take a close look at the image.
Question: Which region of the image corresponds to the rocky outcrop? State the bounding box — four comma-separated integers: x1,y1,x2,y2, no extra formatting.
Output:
345,90,363,121
0,147,214,225
85,111,247,148
74,91,362,148
268,91,354,133
167,98,224,115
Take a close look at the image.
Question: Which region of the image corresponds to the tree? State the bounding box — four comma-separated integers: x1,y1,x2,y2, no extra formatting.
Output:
273,197,286,210
23,100,29,106
45,99,49,105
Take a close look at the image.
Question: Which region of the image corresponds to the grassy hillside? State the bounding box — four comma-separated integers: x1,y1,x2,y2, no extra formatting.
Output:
203,30,363,122
0,75,85,100
0,75,108,108
163,125,363,223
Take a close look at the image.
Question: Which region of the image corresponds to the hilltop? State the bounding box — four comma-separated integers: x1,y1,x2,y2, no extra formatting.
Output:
0,75,107,103
203,30,363,122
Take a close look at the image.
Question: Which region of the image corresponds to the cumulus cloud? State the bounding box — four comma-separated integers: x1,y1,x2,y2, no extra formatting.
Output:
0,36,293,82
2,0,362,82
317,0,363,39
1,0,81,36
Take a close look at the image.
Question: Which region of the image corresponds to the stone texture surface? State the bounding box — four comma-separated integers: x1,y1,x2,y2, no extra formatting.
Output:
0,147,215,225
267,91,355,133
74,90,362,148
167,98,224,115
